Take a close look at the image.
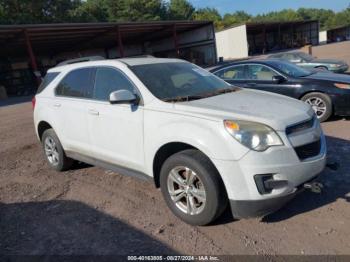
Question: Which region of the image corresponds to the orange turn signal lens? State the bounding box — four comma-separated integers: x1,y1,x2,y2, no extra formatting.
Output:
224,120,240,131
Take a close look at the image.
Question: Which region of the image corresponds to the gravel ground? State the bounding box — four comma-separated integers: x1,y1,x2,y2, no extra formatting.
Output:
0,102,349,256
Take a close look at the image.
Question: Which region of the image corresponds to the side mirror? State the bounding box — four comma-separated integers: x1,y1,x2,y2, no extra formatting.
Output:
272,75,286,84
109,90,139,105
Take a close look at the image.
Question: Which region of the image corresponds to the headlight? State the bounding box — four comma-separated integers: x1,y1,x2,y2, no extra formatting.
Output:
334,83,350,89
329,64,341,68
224,120,283,151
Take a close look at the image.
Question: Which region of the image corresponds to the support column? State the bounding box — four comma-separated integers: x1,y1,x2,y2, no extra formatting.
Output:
263,25,267,54
116,26,125,58
173,24,179,57
24,29,41,85
278,23,282,48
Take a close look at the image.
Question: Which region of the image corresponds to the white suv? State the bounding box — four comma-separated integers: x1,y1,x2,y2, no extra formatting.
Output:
33,57,326,225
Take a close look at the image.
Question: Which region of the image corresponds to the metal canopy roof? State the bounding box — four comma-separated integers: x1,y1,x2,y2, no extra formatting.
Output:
217,20,318,34
0,21,212,57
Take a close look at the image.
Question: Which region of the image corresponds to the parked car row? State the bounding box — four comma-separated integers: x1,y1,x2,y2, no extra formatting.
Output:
268,51,349,73
209,54,350,122
34,56,328,226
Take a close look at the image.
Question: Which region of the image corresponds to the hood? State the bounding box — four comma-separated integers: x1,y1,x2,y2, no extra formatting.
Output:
174,89,314,131
312,58,346,65
303,72,350,83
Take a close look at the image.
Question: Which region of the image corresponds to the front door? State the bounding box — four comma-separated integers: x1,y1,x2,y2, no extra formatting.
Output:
244,64,296,97
86,67,144,171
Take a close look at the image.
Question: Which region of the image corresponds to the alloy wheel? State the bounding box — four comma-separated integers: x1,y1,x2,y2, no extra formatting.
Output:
167,166,206,215
44,136,59,165
305,97,327,119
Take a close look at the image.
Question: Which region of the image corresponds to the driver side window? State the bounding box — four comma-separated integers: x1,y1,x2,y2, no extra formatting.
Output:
93,67,135,101
246,65,279,81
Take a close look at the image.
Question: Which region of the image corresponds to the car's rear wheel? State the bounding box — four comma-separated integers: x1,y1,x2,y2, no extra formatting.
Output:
301,92,332,122
42,129,73,171
159,149,227,226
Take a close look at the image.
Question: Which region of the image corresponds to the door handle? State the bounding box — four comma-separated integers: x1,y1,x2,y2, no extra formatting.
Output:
88,108,99,116
53,103,61,108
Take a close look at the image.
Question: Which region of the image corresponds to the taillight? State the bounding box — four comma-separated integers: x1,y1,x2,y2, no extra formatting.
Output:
31,96,36,109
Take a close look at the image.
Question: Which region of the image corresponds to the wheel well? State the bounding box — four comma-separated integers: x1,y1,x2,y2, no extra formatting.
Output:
152,142,196,188
37,121,52,141
298,90,325,100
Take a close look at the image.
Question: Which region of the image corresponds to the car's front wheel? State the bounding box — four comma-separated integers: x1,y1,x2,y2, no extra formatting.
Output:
301,92,332,122
160,149,227,226
42,129,73,171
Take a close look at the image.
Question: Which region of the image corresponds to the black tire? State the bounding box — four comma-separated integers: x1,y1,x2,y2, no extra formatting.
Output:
315,66,328,71
41,129,73,171
301,92,332,122
159,149,227,226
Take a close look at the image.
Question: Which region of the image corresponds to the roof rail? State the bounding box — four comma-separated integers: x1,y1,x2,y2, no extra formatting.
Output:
56,56,105,67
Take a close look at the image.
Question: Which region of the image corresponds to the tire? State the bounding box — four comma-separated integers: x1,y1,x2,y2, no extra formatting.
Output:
315,66,328,71
301,92,332,122
159,149,227,226
41,129,73,171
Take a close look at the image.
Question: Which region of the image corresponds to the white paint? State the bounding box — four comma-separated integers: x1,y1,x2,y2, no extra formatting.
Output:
215,24,249,60
319,31,327,44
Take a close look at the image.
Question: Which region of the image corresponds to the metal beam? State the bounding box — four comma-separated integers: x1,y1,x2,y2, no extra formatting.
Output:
173,24,179,57
24,29,41,85
116,26,125,58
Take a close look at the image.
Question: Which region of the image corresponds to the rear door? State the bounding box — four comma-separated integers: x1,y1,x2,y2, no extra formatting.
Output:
86,67,144,171
53,68,94,155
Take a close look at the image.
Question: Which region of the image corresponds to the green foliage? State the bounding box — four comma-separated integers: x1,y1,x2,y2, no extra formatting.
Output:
194,8,224,30
167,0,195,20
222,11,251,27
252,9,302,22
0,0,349,32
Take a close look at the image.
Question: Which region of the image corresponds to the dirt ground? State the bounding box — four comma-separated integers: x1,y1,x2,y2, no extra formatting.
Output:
0,100,349,257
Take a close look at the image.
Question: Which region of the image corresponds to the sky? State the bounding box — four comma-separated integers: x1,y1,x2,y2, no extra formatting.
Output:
189,0,350,15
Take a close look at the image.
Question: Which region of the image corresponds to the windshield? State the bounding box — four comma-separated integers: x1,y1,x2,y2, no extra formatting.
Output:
297,52,313,62
269,61,313,77
130,62,234,101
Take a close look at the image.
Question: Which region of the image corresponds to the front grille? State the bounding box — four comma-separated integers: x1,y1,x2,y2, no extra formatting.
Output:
294,139,321,160
286,117,315,135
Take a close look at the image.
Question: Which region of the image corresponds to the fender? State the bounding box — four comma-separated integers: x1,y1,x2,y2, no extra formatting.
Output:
143,112,249,176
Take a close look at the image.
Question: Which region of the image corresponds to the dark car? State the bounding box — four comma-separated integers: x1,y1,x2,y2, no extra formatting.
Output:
210,59,350,122
268,52,349,73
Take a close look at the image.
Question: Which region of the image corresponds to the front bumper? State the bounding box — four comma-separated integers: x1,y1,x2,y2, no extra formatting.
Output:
229,176,320,218
212,124,327,219
329,65,349,73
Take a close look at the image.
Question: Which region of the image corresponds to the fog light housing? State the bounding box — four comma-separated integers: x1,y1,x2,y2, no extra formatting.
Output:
254,174,288,195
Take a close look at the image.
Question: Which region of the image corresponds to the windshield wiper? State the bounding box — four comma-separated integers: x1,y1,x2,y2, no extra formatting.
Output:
162,86,240,102
200,86,240,98
162,95,205,102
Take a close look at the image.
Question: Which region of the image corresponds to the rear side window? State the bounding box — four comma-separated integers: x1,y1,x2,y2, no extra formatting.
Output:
93,67,135,101
37,72,59,94
214,65,246,80
56,68,94,98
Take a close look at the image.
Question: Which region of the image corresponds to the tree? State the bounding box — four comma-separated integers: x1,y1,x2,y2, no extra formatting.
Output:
106,0,166,21
253,9,302,22
70,0,109,22
167,0,194,20
0,0,82,24
194,7,224,30
222,11,251,27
